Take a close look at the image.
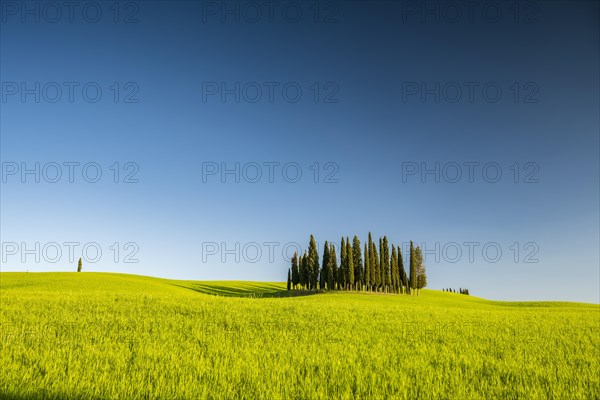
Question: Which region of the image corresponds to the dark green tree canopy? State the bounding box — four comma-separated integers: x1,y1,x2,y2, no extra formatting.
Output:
287,235,428,295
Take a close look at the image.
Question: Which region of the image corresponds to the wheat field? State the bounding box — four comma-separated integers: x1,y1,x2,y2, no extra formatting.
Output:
1,272,598,399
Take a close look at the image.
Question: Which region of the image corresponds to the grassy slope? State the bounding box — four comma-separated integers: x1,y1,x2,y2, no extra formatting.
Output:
1,272,599,399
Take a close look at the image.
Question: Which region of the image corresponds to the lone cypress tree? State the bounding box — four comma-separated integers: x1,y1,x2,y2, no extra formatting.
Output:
352,236,362,290
291,252,300,289
409,241,417,294
364,243,370,292
329,243,337,290
346,237,354,290
287,269,292,290
320,241,330,290
77,257,82,272
398,246,408,294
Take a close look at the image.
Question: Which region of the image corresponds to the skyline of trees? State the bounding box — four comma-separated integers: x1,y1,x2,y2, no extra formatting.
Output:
444,288,470,295
287,234,428,294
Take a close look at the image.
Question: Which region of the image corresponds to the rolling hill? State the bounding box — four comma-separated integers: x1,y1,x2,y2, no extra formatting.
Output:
1,272,598,399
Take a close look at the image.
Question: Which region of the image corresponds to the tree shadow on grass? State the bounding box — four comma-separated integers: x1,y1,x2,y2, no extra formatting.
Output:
1,391,101,400
170,282,321,298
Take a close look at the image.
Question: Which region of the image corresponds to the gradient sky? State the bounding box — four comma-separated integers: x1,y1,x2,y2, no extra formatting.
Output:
1,1,598,303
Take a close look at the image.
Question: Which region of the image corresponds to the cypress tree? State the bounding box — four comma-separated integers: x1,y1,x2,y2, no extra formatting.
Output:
364,243,370,291
367,233,372,291
298,253,305,289
291,252,300,289
320,241,330,290
301,251,309,289
378,238,383,291
346,237,354,290
308,235,319,290
352,236,362,291
391,245,399,293
409,241,417,294
397,246,403,294
339,237,347,290
371,241,379,291
398,246,408,294
77,257,82,272
287,269,292,290
415,246,427,294
382,236,391,292
337,261,344,290
329,243,337,290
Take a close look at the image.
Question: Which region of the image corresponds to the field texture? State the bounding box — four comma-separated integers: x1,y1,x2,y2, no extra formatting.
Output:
1,273,598,399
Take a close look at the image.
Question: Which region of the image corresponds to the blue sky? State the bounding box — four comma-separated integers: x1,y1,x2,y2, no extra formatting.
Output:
1,1,598,303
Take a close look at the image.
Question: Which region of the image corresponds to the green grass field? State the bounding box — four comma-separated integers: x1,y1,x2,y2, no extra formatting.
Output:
1,272,598,399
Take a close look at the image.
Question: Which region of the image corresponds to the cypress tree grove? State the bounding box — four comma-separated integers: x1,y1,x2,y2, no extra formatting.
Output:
308,235,319,290
364,243,370,292
320,241,330,290
285,235,431,296
409,241,417,294
329,243,337,290
291,252,300,289
352,236,362,291
346,237,354,290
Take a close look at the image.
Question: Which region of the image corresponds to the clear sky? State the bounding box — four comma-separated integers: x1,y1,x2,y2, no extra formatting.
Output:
1,1,598,303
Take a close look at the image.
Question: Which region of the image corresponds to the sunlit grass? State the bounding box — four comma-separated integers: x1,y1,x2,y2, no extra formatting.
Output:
1,272,598,399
